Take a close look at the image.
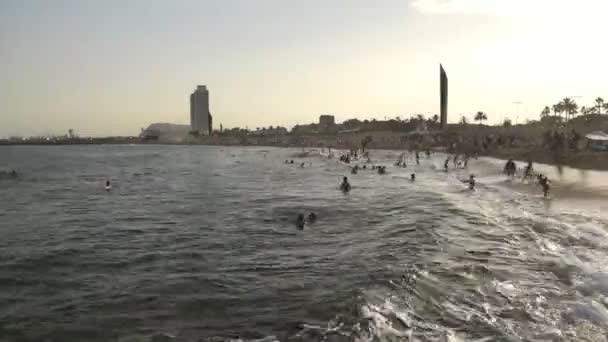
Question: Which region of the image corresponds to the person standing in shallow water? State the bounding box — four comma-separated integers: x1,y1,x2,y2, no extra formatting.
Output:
340,176,351,192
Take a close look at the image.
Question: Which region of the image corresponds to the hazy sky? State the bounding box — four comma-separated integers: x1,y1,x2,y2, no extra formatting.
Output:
1,0,606,137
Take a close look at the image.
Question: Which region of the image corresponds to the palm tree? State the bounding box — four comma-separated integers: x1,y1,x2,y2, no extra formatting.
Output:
474,111,488,125
596,97,605,115
559,97,578,121
540,106,551,118
580,106,588,116
552,103,562,118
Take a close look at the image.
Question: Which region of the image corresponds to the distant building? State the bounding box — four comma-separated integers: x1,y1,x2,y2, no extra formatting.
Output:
319,115,336,133
190,85,213,135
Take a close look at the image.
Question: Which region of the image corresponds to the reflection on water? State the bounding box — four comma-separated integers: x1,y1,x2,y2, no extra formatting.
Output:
1,145,607,342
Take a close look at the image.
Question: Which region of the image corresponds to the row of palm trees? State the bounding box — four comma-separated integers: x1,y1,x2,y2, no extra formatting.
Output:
541,97,608,121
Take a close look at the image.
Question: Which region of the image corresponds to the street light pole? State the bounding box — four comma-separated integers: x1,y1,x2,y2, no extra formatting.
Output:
512,101,522,125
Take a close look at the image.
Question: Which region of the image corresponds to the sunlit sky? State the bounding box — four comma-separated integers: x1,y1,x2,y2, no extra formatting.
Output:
1,0,606,137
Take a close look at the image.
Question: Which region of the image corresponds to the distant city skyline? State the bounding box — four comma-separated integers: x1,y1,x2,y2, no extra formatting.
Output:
1,0,607,137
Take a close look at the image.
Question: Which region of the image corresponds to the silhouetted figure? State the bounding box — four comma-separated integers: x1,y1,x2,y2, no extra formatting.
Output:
539,175,550,197
362,165,367,169
296,214,305,229
415,151,420,165
467,175,476,190
340,176,351,192
307,212,317,224
411,173,416,182
105,180,112,192
300,162,305,168
378,166,386,175
523,160,533,180
290,160,294,164
444,158,450,172
504,159,516,178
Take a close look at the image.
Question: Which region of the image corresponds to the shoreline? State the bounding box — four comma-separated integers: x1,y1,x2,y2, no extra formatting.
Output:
478,148,608,171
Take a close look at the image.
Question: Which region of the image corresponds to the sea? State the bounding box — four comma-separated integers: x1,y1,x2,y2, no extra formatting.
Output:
1,145,608,342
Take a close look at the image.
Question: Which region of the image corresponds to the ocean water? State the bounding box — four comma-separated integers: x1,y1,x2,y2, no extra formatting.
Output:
1,145,608,342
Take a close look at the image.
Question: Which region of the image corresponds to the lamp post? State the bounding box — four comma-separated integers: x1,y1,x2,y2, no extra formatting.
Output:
512,101,522,125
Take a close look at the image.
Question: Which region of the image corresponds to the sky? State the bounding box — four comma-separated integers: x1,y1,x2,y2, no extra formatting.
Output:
1,0,607,137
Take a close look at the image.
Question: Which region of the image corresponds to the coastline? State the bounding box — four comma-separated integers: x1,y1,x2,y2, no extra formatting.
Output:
478,148,608,171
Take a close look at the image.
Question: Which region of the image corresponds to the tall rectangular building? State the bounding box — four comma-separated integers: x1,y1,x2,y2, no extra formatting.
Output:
440,65,448,130
190,85,212,135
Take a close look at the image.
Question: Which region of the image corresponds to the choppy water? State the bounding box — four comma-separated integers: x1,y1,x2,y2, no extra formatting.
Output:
2,145,608,342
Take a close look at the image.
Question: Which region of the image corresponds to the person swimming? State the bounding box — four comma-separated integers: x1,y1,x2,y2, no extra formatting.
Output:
296,214,305,229
378,166,386,175
307,212,317,224
105,179,112,191
300,162,305,168
340,176,351,192
410,173,416,181
290,160,294,164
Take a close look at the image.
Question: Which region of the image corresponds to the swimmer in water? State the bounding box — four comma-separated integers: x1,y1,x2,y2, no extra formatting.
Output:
307,212,317,224
296,214,305,229
105,179,112,191
340,176,351,192
300,162,305,168
411,173,416,181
